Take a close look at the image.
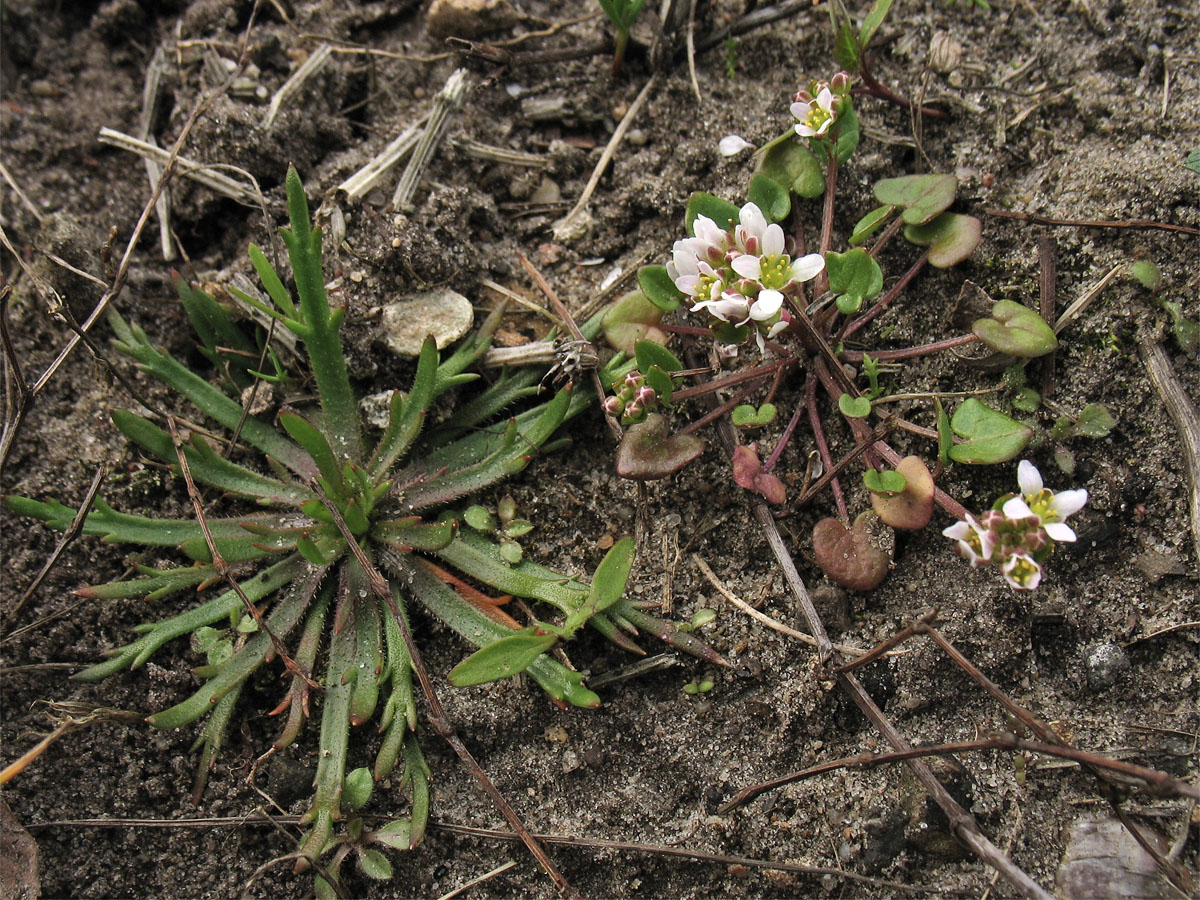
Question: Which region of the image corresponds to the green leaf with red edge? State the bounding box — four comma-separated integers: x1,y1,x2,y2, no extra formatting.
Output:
615,414,706,480
903,213,982,267
874,174,957,225
972,300,1058,358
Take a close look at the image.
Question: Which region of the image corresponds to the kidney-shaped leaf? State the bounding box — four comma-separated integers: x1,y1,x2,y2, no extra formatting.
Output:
904,212,981,267
812,512,893,591
948,398,1033,464
757,138,825,198
615,413,706,480
869,456,934,530
602,290,666,353
448,630,558,686
874,174,958,225
972,300,1058,358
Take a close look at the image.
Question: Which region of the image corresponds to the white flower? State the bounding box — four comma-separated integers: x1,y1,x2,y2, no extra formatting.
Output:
718,134,754,157
1003,460,1088,543
1000,554,1042,590
943,514,994,567
792,87,837,138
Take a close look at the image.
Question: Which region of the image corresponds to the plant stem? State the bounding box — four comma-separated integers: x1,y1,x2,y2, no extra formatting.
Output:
840,332,979,362
842,249,928,339
762,386,807,474
671,358,794,402
805,374,847,519
867,215,904,258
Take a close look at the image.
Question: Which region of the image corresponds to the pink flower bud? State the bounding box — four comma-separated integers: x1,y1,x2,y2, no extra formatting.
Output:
602,396,624,417
633,386,657,407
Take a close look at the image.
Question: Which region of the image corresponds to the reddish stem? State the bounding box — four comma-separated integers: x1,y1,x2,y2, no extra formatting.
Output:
840,332,979,362
806,374,847,519
856,64,948,120
763,384,808,474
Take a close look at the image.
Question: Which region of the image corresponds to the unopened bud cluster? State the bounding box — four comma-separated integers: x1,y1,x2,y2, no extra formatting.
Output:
604,370,660,425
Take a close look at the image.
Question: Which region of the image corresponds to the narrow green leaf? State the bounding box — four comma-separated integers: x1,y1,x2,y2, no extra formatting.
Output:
936,397,953,467
833,23,860,71
849,204,895,246
279,411,343,490
447,631,558,686
369,337,438,479
370,819,412,851
860,0,895,49
247,244,297,318
589,536,634,614
833,104,860,164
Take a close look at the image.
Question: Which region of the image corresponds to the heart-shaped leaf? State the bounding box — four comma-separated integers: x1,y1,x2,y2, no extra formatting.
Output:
448,630,558,686
812,511,893,591
948,398,1033,464
904,212,982,268
826,248,883,312
838,394,872,418
731,445,786,504
870,456,934,530
731,403,778,428
757,138,825,198
615,413,706,480
685,192,739,236
602,290,666,352
637,265,684,313
972,300,1058,357
863,468,907,495
874,174,957,225
747,173,791,222
849,204,895,246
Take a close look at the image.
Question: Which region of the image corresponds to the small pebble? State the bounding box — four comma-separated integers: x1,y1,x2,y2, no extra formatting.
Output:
379,287,473,358
1084,642,1129,691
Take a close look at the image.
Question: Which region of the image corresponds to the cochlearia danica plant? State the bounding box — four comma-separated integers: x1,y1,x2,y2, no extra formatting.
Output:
4,168,722,896
599,3,1096,594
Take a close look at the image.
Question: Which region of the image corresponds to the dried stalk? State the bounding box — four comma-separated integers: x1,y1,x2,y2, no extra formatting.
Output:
392,69,470,209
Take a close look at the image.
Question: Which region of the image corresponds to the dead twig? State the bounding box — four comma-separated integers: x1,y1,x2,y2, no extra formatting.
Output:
985,208,1200,236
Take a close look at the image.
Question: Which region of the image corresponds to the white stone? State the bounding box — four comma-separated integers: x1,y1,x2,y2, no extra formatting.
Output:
379,287,474,358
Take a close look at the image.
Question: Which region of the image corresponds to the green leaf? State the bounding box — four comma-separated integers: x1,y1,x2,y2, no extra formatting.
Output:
1012,387,1041,413
447,631,559,686
936,397,953,467
903,212,982,267
1161,300,1199,353
747,173,790,223
1075,403,1115,438
972,300,1058,357
849,204,895,246
279,411,343,490
948,398,1033,464
874,174,957,225
825,248,883,312
1130,260,1162,290
833,23,860,71
838,394,872,418
369,336,438,480
863,468,907,495
589,536,634,614
637,265,684,313
684,192,739,235
757,139,824,198
860,0,895,49
602,290,666,353
634,340,682,376
357,849,393,881
499,539,523,564
833,104,860,164
463,506,496,532
730,403,777,428
370,819,413,851
343,767,374,811
1186,147,1200,175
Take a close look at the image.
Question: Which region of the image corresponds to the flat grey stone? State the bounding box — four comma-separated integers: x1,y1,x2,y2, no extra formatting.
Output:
380,287,473,359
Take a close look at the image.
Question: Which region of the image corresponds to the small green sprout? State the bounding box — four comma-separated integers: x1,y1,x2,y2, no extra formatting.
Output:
683,678,715,695
596,0,647,74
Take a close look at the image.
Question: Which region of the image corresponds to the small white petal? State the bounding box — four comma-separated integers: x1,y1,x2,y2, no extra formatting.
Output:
1017,459,1043,496
719,135,754,157
762,223,785,258
1051,489,1088,518
816,87,835,114
749,290,783,320
795,122,815,138
1044,522,1077,542
790,253,825,282
789,101,807,120
739,203,768,238
1002,497,1036,520
731,255,763,280
767,319,789,338
942,521,970,540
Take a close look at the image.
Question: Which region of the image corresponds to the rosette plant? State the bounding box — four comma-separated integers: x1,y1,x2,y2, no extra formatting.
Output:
6,168,718,892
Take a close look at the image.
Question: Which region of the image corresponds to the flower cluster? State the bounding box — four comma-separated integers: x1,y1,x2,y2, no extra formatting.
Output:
791,72,851,139
943,461,1087,590
603,370,661,425
667,202,824,352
